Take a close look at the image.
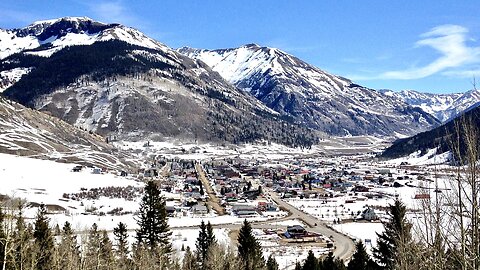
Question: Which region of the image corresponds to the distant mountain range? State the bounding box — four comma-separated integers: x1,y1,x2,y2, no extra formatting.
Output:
1,17,479,147
179,44,439,136
381,89,480,123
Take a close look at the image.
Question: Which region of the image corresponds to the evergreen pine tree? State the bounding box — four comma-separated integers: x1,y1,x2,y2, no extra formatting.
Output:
320,252,346,270
33,204,55,270
113,222,130,269
206,221,216,248
99,230,115,270
266,254,279,270
348,241,374,270
135,181,172,253
196,220,217,267
372,199,412,270
302,250,319,270
294,261,302,270
196,220,209,264
237,219,265,270
58,221,81,270
85,223,100,269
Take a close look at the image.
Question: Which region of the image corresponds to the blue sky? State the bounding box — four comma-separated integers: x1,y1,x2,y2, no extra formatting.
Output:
1,0,479,93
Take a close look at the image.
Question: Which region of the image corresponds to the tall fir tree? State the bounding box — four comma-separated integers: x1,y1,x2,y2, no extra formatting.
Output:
348,241,376,270
206,221,216,248
302,250,320,270
113,222,130,269
196,220,208,264
372,199,412,270
266,254,279,270
14,203,35,270
237,219,265,270
320,252,346,270
57,221,80,270
33,204,55,270
135,180,172,253
99,230,115,270
84,223,102,270
196,220,217,266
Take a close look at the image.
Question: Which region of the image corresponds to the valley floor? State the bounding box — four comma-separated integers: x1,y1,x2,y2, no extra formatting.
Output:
0,137,455,269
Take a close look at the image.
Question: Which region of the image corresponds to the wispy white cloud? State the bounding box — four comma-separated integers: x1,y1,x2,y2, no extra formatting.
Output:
353,24,480,81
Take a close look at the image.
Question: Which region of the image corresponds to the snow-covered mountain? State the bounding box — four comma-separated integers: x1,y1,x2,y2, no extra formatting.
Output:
0,16,168,59
381,89,480,122
179,44,439,137
0,16,170,92
0,18,317,147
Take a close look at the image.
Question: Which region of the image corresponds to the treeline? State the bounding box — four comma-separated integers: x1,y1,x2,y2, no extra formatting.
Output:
0,178,415,270
0,180,280,270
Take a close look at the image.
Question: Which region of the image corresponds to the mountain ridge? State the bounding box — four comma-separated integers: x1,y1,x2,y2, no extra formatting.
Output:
179,44,440,137
381,89,480,123
1,25,318,147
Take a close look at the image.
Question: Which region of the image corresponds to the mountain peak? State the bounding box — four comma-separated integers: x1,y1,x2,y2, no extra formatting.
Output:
180,44,438,136
0,17,168,59
30,16,98,27
243,43,261,48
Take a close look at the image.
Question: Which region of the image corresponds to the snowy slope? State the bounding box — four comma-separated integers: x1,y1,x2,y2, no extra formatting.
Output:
0,67,32,92
179,44,439,137
381,89,480,122
0,16,168,59
0,96,136,170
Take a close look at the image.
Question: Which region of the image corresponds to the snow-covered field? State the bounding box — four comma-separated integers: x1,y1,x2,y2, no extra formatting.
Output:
332,222,384,253
386,147,452,166
114,136,386,162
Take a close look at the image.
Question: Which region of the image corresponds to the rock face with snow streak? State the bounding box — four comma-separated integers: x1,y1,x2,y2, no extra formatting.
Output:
381,89,480,123
179,44,439,136
0,18,317,147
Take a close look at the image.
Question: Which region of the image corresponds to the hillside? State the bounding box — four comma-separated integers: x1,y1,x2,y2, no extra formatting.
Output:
179,44,439,137
0,96,136,170
381,105,480,160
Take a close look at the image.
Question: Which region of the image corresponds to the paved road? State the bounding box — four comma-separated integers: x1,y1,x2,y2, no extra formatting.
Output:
195,162,226,215
265,190,355,261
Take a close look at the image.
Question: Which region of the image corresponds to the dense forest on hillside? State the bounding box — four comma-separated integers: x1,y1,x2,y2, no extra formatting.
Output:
381,106,480,161
2,41,175,105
